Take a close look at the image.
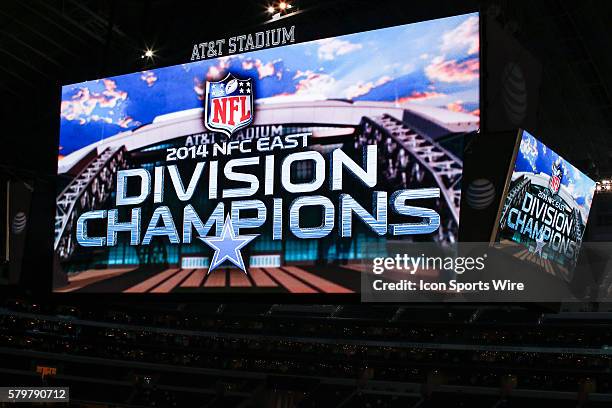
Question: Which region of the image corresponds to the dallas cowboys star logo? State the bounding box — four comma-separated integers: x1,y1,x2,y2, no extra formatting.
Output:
198,216,258,274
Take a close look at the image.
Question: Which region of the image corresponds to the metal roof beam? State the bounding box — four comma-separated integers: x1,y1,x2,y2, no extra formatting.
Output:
0,10,79,59
0,29,62,68
19,1,105,45
66,0,128,40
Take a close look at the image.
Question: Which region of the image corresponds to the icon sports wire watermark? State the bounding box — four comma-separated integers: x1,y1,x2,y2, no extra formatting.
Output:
360,242,612,302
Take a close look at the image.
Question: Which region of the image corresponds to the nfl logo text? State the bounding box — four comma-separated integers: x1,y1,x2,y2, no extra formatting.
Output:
548,158,563,196
205,73,254,137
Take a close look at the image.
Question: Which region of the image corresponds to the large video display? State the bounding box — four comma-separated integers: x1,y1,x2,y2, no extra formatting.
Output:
54,13,479,293
494,130,596,279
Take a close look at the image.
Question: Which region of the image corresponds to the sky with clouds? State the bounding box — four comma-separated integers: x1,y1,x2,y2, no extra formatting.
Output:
60,12,479,156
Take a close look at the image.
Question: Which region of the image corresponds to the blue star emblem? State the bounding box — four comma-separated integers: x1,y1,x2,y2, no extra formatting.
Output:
198,216,258,274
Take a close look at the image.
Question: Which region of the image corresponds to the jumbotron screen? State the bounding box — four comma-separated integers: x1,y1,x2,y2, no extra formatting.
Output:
54,13,479,294
494,130,596,281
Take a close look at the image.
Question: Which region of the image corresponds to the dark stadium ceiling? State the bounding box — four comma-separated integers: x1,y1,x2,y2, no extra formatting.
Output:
0,0,611,178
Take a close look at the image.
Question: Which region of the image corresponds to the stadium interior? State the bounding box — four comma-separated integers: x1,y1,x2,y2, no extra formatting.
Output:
1,0,612,407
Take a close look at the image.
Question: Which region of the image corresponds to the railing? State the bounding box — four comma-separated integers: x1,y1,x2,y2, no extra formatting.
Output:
54,146,127,260
359,114,463,240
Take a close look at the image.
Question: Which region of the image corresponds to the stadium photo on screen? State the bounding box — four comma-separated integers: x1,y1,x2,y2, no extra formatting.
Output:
494,130,596,281
54,13,479,294
3,1,612,407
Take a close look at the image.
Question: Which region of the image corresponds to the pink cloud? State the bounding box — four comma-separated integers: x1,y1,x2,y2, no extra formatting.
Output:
441,16,479,56
447,100,480,119
294,71,335,95
193,77,205,100
255,60,275,79
61,79,138,129
140,70,158,87
446,100,467,113
205,56,231,80
317,38,362,60
396,91,446,104
446,101,480,122
262,70,335,101
292,70,309,80
345,76,392,99
241,58,280,79
425,56,479,83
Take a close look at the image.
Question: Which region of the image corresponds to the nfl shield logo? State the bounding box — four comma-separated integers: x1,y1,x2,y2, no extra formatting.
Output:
548,159,563,195
204,73,254,137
